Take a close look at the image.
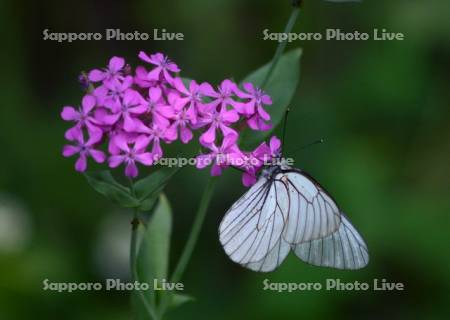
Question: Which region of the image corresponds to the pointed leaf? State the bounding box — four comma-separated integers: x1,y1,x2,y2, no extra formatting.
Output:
83,171,139,207
144,194,172,280
135,194,172,316
134,167,180,202
169,293,195,309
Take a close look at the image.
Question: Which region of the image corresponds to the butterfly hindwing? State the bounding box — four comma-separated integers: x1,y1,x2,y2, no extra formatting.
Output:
293,213,369,269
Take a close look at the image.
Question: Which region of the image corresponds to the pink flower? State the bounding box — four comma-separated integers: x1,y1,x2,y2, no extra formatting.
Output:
141,87,174,127
108,135,153,178
97,89,148,133
203,79,242,111
196,134,240,176
138,51,180,84
94,76,134,109
197,105,239,146
233,145,267,187
254,136,282,163
133,66,154,88
166,96,197,144
61,94,102,139
147,123,173,160
236,137,280,186
62,129,105,172
88,56,126,84
61,52,278,181
172,78,210,117
236,83,272,131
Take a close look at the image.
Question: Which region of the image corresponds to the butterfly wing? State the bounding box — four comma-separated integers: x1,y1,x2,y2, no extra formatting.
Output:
244,237,291,272
282,170,368,269
219,167,369,272
293,213,369,269
279,170,342,244
219,177,289,267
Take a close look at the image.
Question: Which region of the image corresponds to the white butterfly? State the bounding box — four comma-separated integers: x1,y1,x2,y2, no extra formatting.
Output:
219,158,369,272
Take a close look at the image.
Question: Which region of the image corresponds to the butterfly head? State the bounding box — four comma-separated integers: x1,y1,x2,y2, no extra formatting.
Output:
261,157,292,179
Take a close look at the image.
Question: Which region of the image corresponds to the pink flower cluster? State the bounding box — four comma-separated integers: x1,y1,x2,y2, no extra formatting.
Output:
61,52,280,186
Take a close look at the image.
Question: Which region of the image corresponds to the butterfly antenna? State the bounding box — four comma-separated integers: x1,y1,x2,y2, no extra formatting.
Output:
290,138,325,154
281,108,290,153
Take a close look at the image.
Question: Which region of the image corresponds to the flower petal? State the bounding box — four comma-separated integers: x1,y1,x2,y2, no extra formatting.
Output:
243,82,255,94
113,134,130,152
88,69,105,82
61,106,79,121
151,140,163,159
65,125,84,143
257,105,271,121
147,67,162,81
86,128,103,146
200,82,217,97
134,135,150,151
62,145,80,157
196,154,213,169
125,161,138,178
221,110,239,123
180,126,193,144
149,87,162,102
165,124,178,142
172,77,189,95
135,153,153,166
222,133,238,151
200,125,216,145
108,56,125,72
90,149,106,163
242,172,257,187
156,105,174,118
82,95,96,114
270,136,281,154
123,114,139,132
75,154,88,172
109,155,125,168
138,51,152,64
219,124,237,138
166,62,180,73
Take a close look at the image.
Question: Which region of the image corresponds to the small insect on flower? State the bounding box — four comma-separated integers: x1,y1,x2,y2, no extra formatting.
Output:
219,135,369,272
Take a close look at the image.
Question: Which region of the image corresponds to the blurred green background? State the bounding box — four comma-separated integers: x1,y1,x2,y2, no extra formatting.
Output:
1,0,449,319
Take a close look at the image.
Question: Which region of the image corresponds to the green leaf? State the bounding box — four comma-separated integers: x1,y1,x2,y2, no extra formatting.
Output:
240,48,302,147
138,197,159,216
134,167,180,203
83,171,139,208
169,293,195,309
145,194,172,280
136,194,172,313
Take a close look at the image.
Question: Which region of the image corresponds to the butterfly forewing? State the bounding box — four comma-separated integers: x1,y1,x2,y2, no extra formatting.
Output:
219,177,287,265
280,171,341,244
244,238,291,272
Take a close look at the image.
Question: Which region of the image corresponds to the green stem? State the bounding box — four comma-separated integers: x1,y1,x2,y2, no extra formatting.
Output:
157,177,217,318
129,181,159,320
170,177,218,283
261,6,301,89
